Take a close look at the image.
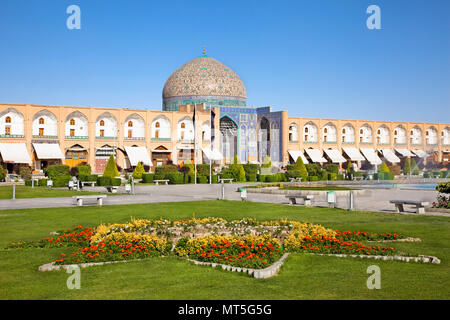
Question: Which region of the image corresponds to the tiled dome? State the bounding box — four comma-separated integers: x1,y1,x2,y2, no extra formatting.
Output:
162,55,246,110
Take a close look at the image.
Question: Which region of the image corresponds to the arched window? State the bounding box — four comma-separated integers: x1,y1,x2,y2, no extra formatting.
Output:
128,121,133,127
70,119,75,126
100,120,105,126
39,118,45,125
5,116,11,123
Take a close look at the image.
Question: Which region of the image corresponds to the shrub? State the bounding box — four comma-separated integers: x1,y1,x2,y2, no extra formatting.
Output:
436,182,450,194
132,162,146,179
306,163,323,177
197,164,211,176
261,156,272,168
142,173,155,183
285,170,301,179
70,167,79,177
328,173,337,181
97,176,112,186
52,175,71,187
378,162,390,173
308,176,319,182
155,165,178,176
112,178,122,186
257,175,267,182
389,164,401,176
320,171,328,181
197,175,208,184
209,174,218,184
243,164,258,175
166,172,185,184
87,174,98,182
0,166,5,181
103,155,119,178
403,158,411,175
233,155,240,164
246,173,257,182
20,166,32,180
25,180,32,186
324,164,339,174
77,165,91,176
183,160,195,175
337,173,345,180
265,174,278,183
440,171,449,179
38,178,48,186
46,165,70,179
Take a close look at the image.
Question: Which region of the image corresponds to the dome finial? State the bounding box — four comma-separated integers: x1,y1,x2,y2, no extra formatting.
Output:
202,45,206,56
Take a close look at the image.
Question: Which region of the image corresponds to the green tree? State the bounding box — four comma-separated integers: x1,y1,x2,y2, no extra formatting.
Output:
238,165,246,182
0,166,6,181
261,156,272,168
411,158,420,175
103,154,119,178
403,158,411,175
294,157,308,181
132,162,146,179
233,155,241,164
379,162,390,173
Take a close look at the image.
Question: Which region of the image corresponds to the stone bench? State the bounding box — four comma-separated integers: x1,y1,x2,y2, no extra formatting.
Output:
105,186,119,193
390,200,429,214
289,177,302,182
81,181,97,187
219,178,233,184
154,179,169,185
73,195,107,206
286,194,314,206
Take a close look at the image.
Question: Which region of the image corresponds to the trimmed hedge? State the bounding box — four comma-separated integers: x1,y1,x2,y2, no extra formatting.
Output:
79,174,98,182
46,165,70,179
97,176,112,186
197,164,211,176
257,175,267,182
197,175,208,184
53,175,71,187
308,176,319,182
246,173,257,182
142,173,155,183
155,165,178,176
243,164,258,175
209,174,218,184
38,178,48,186
166,172,185,184
77,165,91,176
112,178,122,186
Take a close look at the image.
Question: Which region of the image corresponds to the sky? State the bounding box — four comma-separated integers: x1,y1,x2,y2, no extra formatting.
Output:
0,0,449,123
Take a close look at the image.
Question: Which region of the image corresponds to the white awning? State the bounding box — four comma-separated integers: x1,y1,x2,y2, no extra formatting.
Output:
395,148,415,157
378,149,401,163
203,148,223,161
32,143,65,160
360,148,382,165
124,146,151,166
0,143,32,164
287,150,309,164
412,149,428,158
323,149,346,163
342,147,365,161
305,149,327,163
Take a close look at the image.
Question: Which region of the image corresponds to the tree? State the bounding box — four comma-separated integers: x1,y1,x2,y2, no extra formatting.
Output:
294,157,308,181
411,158,420,175
132,162,146,179
0,166,6,181
403,158,411,175
379,162,390,173
238,165,246,182
103,154,119,178
261,156,272,168
233,155,241,164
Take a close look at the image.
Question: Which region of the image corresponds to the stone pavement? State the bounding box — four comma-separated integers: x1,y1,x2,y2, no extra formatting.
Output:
0,183,448,217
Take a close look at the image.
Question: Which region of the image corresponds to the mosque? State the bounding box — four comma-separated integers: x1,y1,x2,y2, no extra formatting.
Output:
0,50,449,174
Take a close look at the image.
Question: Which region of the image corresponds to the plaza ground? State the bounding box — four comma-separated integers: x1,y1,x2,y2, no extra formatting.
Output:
0,183,447,217
0,200,449,300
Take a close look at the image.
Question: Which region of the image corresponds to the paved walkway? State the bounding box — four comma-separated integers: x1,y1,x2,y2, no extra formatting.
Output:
0,184,448,217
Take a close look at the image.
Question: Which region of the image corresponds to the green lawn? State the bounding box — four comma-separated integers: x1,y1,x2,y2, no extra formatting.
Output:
0,185,108,199
0,200,449,300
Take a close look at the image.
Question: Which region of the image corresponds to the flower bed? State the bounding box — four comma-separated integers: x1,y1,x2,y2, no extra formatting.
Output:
6,217,418,271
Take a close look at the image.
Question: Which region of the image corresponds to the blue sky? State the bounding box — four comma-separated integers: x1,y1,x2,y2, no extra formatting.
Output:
0,0,449,123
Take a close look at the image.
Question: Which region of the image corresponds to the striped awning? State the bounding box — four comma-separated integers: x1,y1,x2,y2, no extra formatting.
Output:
412,149,428,158
395,148,415,157
124,146,151,166
342,148,365,161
